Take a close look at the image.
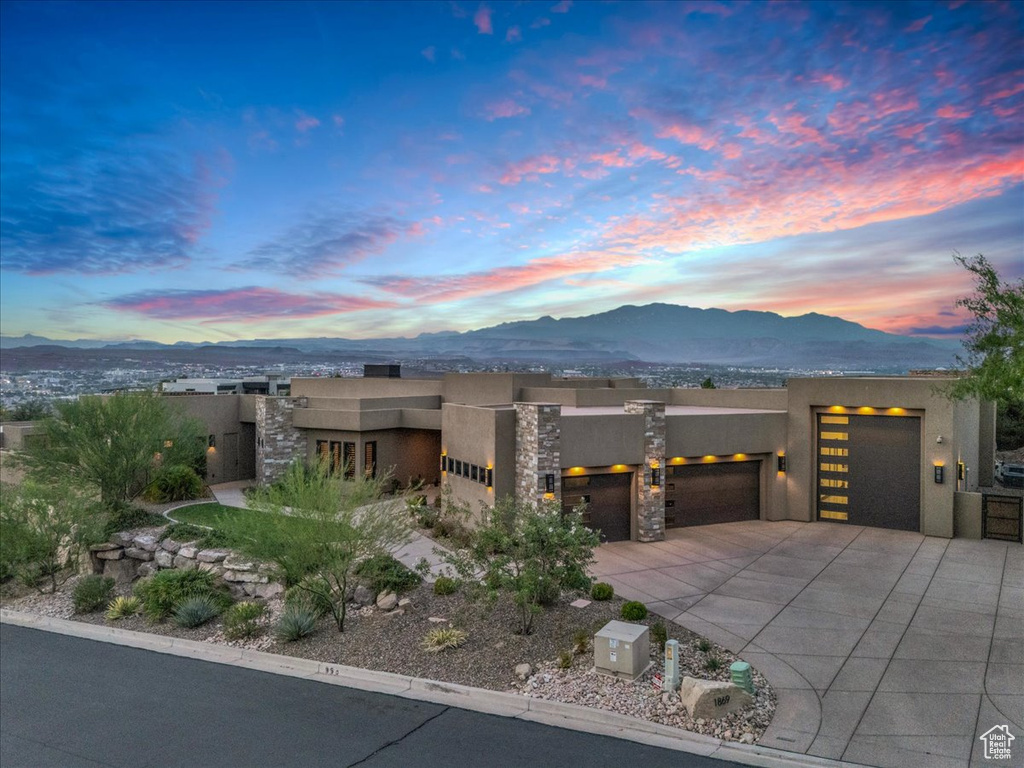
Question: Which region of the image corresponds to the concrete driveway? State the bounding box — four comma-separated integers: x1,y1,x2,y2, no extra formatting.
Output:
593,521,1024,768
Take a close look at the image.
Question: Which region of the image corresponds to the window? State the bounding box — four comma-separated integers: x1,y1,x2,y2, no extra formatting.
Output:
820,446,849,456
344,442,356,479
364,441,377,479
471,465,478,481
821,431,848,441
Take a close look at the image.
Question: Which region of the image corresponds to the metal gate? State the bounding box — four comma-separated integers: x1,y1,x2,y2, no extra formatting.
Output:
983,494,1023,543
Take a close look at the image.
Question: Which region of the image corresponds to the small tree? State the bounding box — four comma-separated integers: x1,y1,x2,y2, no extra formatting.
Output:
0,479,103,593
700,377,717,389
247,459,411,632
443,496,599,635
946,253,1023,405
17,392,206,508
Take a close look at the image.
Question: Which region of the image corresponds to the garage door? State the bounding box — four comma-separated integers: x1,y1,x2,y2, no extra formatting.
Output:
664,462,760,527
817,413,920,531
562,473,632,542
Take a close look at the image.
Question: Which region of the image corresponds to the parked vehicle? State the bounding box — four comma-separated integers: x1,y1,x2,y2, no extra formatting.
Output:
995,461,1024,488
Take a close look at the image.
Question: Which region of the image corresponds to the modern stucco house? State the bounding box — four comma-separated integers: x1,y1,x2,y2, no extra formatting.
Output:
175,368,1009,542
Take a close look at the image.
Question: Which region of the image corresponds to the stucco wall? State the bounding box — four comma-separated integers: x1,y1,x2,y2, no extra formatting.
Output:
560,413,645,466
670,388,790,410
171,394,247,483
665,412,787,458
301,427,440,488
291,377,443,399
441,404,514,508
441,372,553,405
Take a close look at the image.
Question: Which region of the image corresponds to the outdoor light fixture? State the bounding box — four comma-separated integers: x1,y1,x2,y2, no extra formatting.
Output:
208,434,216,448
934,464,944,484
651,467,661,487
777,454,787,473
957,462,965,481
440,453,447,473
545,473,555,493
485,467,493,488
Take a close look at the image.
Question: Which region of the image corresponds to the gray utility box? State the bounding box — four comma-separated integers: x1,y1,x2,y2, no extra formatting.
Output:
594,620,650,681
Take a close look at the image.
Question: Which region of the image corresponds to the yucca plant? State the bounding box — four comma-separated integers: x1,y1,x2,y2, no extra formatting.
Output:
172,595,222,628
274,606,317,642
105,595,143,620
421,627,468,653
223,600,267,640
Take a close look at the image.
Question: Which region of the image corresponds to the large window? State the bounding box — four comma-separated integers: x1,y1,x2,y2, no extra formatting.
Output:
364,441,377,479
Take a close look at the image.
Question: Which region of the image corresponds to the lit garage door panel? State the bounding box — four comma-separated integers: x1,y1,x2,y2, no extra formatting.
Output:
817,413,920,531
664,462,760,527
562,473,632,543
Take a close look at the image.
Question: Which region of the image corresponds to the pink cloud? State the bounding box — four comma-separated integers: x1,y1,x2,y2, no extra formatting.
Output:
294,112,321,133
767,111,835,149
531,17,551,29
551,0,572,12
904,15,932,32
578,74,607,89
505,25,522,43
422,46,436,62
936,105,973,119
894,123,926,139
484,98,531,120
104,287,397,322
499,154,561,185
332,114,345,128
813,73,848,91
474,4,493,34
655,123,717,152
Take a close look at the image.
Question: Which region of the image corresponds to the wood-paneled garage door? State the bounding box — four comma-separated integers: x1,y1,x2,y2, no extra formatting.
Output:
562,473,632,542
817,413,920,531
664,462,760,528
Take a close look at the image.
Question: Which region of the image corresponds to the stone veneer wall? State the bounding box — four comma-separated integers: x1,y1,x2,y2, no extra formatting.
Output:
625,400,666,542
514,403,562,506
256,396,309,485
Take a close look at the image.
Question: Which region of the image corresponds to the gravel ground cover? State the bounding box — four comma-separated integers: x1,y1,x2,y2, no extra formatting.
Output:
3,576,775,743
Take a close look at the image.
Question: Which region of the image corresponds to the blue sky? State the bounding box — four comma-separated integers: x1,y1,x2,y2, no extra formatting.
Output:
1,0,1021,343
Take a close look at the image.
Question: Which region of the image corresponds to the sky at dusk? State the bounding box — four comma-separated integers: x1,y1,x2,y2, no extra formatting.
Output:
1,0,1021,344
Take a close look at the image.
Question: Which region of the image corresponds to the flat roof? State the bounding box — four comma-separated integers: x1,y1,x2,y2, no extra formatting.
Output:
561,405,785,416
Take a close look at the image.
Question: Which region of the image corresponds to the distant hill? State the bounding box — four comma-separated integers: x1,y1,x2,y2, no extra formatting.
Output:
0,303,959,370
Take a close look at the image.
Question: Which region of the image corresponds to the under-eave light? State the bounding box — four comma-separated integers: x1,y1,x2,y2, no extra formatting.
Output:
208,434,216,448
485,466,493,489
651,467,661,487
545,473,555,493
777,454,787,473
934,464,944,484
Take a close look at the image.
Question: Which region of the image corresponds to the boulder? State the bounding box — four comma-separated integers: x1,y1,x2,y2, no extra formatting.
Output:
132,534,160,552
154,549,175,568
514,663,533,681
115,531,137,547
245,582,284,600
90,542,121,552
223,555,255,572
385,608,405,618
678,676,753,720
160,538,182,554
376,592,398,611
96,549,124,560
197,548,230,563
397,597,413,608
124,547,154,561
137,562,158,578
197,562,224,577
222,570,265,583
177,544,199,559
103,558,139,584
353,585,375,606
172,554,198,570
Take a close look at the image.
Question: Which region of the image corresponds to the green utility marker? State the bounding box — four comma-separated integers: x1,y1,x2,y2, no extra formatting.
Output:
730,660,754,694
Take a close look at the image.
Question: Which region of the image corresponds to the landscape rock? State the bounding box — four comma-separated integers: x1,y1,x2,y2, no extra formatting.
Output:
428,616,447,623
223,555,255,572
124,547,154,561
172,555,198,570
177,545,198,559
678,677,753,720
137,562,158,578
245,582,284,599
222,570,265,583
95,549,124,560
397,597,412,608
196,548,230,563
154,550,175,568
740,733,755,745
385,608,405,618
376,592,398,611
197,562,225,577
515,663,533,681
160,538,182,554
115,531,137,547
353,585,375,606
89,542,121,552
102,558,138,584
132,534,160,552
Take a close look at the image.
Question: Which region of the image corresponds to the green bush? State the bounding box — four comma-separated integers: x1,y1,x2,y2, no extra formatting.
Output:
106,596,142,620
73,575,115,613
557,649,574,669
173,595,222,628
696,638,712,653
163,522,207,541
146,464,204,503
650,621,667,650
223,601,266,640
433,576,459,596
355,553,421,595
275,606,317,642
102,506,166,540
590,581,614,601
704,655,724,672
133,569,230,621
620,601,648,621
421,627,468,653
284,577,334,618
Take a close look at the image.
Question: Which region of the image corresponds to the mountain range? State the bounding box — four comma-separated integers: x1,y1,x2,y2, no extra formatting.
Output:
0,304,959,371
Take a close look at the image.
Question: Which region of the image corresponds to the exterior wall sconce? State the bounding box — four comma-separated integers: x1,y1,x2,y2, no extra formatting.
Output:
777,454,787,472
485,467,493,489
545,473,555,493
440,453,447,473
934,464,944,484
651,467,661,487
208,434,216,448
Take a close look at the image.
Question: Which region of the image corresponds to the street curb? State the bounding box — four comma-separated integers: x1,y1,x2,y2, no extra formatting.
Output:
0,609,863,768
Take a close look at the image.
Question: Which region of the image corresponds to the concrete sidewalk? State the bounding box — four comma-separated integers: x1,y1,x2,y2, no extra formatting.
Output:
594,521,1024,768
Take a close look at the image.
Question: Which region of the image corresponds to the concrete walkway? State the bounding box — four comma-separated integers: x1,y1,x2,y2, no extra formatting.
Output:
594,521,1023,768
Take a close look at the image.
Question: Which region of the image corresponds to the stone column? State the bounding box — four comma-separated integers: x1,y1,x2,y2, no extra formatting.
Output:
514,403,561,506
625,400,666,542
255,396,308,485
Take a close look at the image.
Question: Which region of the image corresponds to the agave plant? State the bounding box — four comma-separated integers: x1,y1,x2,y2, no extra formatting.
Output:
105,595,143,621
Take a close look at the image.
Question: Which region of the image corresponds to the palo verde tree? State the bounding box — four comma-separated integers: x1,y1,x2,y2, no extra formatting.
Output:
17,391,206,508
442,495,599,635
945,253,1023,406
246,459,411,632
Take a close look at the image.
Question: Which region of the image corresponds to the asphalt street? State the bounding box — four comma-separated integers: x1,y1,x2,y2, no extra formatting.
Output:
0,624,746,768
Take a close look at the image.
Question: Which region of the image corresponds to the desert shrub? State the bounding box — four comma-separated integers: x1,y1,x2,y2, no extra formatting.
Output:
572,628,590,655
163,522,207,541
704,655,725,672
421,627,468,653
223,601,267,640
650,621,667,650
284,577,334,618
134,569,230,621
620,601,648,621
558,649,574,669
73,575,115,613
106,595,142,620
102,505,166,540
275,606,317,642
146,464,203,503
590,581,614,601
432,576,459,596
355,553,421,595
173,595,222,628
696,638,712,653
408,495,438,529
